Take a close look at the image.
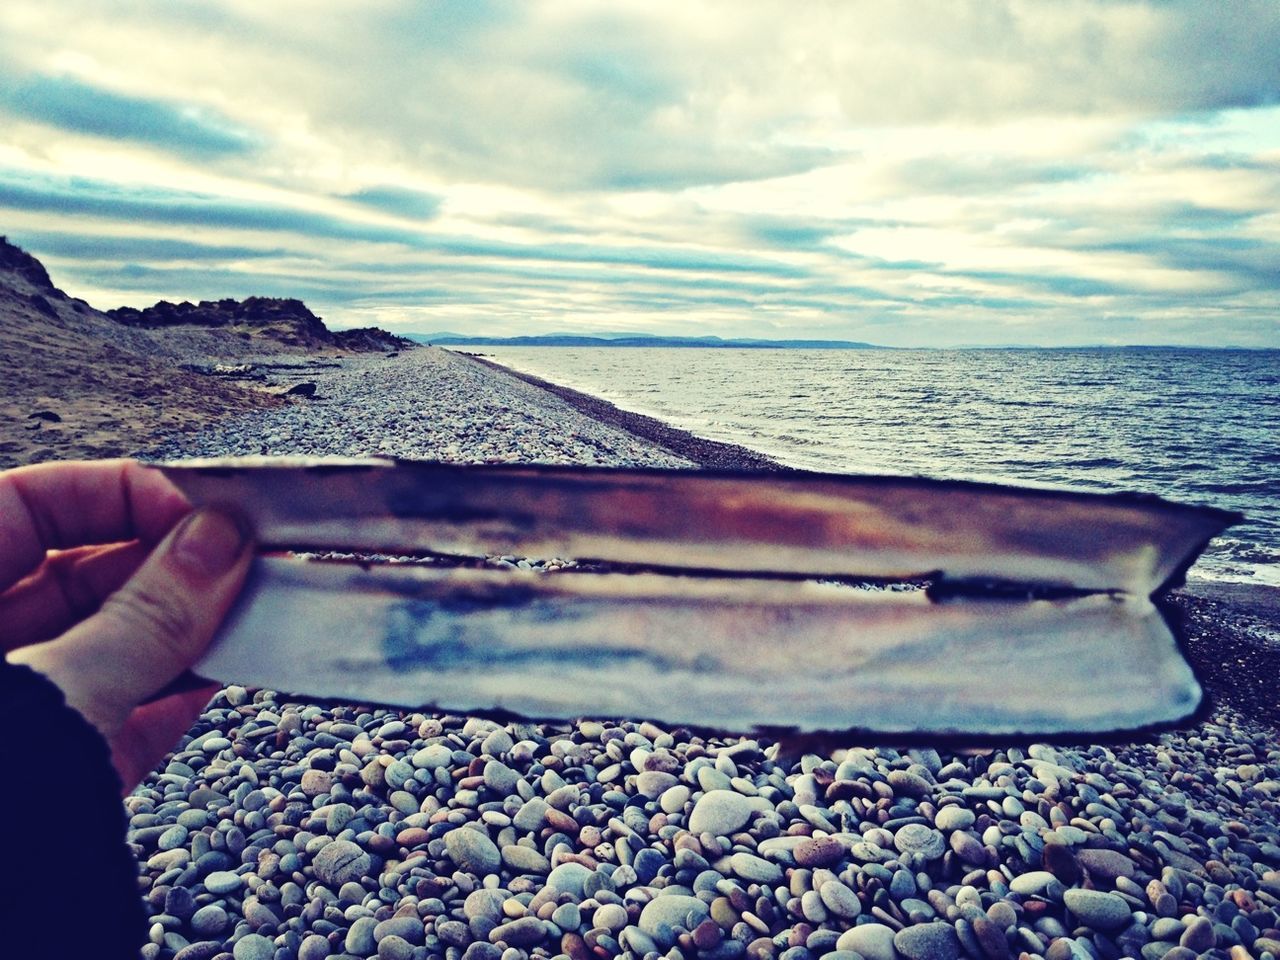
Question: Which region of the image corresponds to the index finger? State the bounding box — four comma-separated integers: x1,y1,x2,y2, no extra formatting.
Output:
0,459,191,594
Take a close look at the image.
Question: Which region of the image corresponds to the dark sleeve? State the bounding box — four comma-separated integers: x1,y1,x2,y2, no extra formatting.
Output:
0,659,147,959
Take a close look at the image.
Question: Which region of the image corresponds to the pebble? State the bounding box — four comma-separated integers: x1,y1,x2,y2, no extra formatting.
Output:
1076,849,1136,883
895,823,947,860
818,878,862,919
232,934,274,960
894,921,961,960
837,922,899,960
190,904,228,937
1063,889,1132,930
731,852,783,884
446,827,502,876
689,789,754,836
639,895,710,947
312,839,373,886
203,871,242,895
546,861,593,897
489,916,545,947
934,806,976,831
795,836,845,868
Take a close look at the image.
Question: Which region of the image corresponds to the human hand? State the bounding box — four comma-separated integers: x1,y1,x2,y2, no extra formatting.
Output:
1,459,253,790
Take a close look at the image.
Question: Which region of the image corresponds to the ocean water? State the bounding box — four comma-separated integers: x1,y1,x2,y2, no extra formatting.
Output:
481,346,1280,588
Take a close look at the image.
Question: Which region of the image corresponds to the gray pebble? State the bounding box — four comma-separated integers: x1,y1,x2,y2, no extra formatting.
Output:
445,827,501,876
313,839,373,886
204,871,243,895
688,790,753,836
1063,888,1132,931
894,921,960,960
232,934,274,960
638,894,710,947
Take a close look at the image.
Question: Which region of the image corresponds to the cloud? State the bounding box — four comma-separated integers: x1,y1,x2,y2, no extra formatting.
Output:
343,186,441,220
1,74,256,157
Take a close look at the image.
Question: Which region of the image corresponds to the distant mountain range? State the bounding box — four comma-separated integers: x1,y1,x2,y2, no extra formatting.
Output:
406,332,886,349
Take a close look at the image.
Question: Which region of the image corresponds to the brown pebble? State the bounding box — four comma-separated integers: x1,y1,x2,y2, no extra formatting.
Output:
951,830,989,867
794,836,844,868
887,770,932,799
1077,849,1136,884
710,897,738,927
396,827,431,848
972,917,1011,960
562,932,592,960
545,809,578,834
692,919,723,950
1042,842,1082,884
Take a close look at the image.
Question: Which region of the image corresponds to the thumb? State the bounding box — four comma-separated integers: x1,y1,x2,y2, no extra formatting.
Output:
9,506,252,737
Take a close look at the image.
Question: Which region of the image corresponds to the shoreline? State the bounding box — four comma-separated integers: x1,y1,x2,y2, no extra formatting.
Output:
465,352,784,472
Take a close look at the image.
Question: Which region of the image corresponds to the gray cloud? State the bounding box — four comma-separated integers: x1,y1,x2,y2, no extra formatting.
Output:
1,74,256,157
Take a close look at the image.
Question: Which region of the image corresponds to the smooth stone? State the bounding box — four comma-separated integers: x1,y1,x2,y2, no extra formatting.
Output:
481,728,515,756
313,839,373,886
660,785,691,814
483,761,519,794
412,744,454,769
1179,916,1215,952
190,905,228,937
1076,849,1137,883
546,861,594,898
376,917,425,945
836,922,899,960
1063,889,1131,931
445,827,502,876
1008,871,1059,896
894,922,960,960
950,831,987,865
935,807,977,831
552,902,582,931
301,769,335,797
489,916,546,947
593,903,629,932
233,934,274,960
894,823,946,860
638,895,710,948
298,933,331,960
346,916,379,955
818,878,862,919
636,771,679,798
464,889,507,922
688,790,753,836
888,770,934,798
204,871,243,895
795,836,845,868
502,844,551,874
730,852,783,884
513,798,550,832
377,935,415,960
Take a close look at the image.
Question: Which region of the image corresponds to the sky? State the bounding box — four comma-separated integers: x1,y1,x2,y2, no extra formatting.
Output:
1,1,1278,347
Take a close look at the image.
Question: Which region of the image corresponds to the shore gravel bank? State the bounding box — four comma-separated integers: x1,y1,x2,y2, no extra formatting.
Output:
124,348,1280,960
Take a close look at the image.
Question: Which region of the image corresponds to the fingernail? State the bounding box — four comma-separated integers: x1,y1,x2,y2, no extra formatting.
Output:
170,508,250,577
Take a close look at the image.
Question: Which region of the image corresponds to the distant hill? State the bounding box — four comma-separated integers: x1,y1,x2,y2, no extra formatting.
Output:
407,332,886,349
110,297,414,353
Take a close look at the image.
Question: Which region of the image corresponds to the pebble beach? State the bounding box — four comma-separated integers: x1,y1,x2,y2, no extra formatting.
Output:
129,348,1280,960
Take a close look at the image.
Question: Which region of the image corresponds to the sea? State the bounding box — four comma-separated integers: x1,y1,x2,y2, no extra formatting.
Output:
481,346,1280,589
